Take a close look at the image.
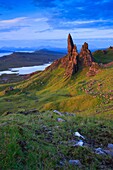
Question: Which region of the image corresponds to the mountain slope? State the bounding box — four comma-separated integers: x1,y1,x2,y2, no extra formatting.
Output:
0,56,113,118
0,35,113,117
1,35,113,170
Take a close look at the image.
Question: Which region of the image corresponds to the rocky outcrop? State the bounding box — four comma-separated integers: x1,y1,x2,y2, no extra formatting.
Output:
67,33,74,55
79,42,93,67
64,35,79,77
46,34,79,77
87,62,100,76
65,48,79,77
45,59,61,71
46,34,100,78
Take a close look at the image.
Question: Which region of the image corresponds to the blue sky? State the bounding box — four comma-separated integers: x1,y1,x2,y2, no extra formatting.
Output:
0,0,113,48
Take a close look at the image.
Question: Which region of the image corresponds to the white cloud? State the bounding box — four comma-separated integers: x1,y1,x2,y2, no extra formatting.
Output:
0,16,50,33
0,17,27,24
0,17,113,41
62,19,113,25
34,17,49,22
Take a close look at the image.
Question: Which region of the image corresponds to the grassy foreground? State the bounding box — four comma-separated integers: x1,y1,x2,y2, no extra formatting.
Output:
0,111,113,170
0,49,113,169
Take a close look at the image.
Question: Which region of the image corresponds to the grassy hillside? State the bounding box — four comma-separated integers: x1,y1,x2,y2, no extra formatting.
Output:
0,51,113,169
0,63,113,117
93,48,113,64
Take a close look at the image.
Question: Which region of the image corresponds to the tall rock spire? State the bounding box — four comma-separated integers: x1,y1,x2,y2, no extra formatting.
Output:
79,42,93,67
67,33,74,55
65,34,79,77
46,34,99,78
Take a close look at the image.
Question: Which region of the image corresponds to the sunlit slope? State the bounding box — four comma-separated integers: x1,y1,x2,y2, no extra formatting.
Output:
0,63,113,117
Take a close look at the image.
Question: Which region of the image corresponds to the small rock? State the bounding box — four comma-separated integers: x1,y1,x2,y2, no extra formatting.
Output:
65,112,76,116
104,150,113,157
69,160,81,166
74,140,84,147
74,132,85,139
108,144,113,150
95,148,106,155
57,118,65,122
53,110,63,116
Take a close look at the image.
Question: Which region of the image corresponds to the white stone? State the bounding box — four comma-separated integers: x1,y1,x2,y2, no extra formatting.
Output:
74,132,85,139
53,110,63,116
74,140,84,147
57,118,65,122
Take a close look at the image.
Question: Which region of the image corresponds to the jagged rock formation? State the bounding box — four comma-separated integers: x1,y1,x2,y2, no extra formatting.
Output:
64,37,79,77
46,34,79,77
79,42,93,67
67,33,74,55
65,44,79,77
46,34,99,77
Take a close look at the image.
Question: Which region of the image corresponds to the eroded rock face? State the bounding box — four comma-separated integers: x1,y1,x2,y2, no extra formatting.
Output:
46,34,99,78
45,59,61,71
65,56,78,77
67,33,74,55
87,62,100,76
65,35,79,77
46,34,79,77
79,42,93,67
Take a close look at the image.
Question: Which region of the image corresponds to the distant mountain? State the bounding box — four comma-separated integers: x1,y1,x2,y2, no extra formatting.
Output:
0,46,67,53
0,49,66,71
0,50,13,53
0,47,36,52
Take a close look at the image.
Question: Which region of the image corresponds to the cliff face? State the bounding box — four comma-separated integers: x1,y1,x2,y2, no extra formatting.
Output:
46,34,99,77
66,36,79,77
46,34,79,77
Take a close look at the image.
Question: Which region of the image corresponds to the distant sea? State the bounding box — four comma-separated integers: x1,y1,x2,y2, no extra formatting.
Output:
0,51,51,75
0,63,51,76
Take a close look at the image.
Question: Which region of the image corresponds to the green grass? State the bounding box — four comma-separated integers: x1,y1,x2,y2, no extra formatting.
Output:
0,112,113,170
0,65,113,117
0,51,113,169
